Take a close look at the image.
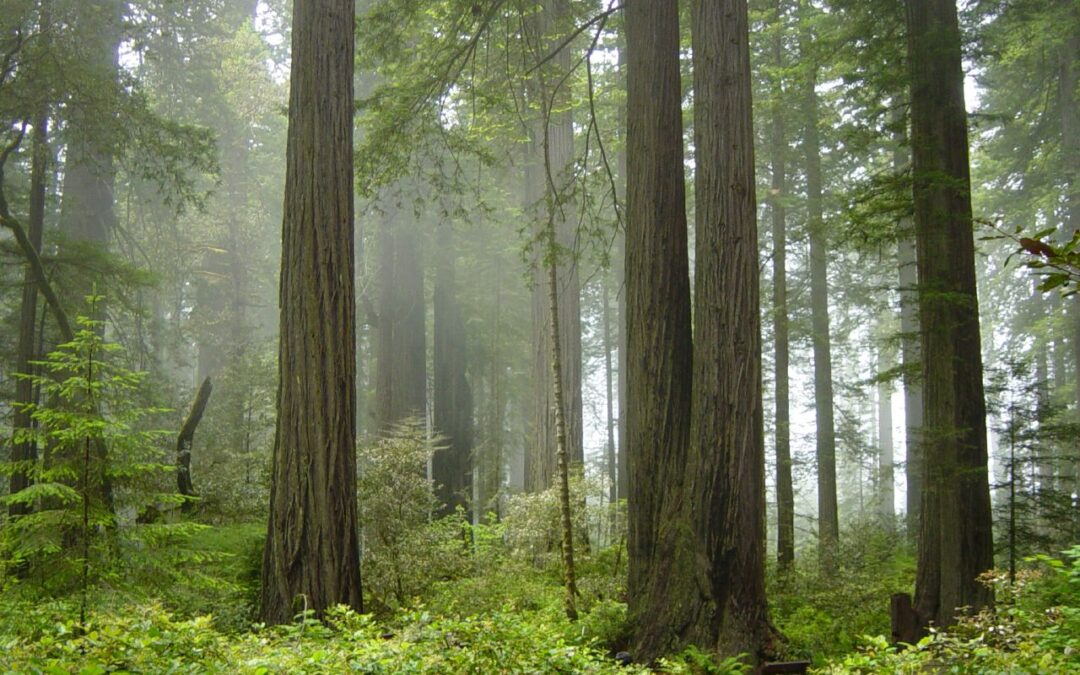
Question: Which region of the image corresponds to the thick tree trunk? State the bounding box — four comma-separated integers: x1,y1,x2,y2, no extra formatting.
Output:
433,227,473,518
907,0,994,631
60,0,122,318
685,0,771,658
770,0,795,571
627,0,771,663
625,0,694,659
616,40,629,507
800,0,839,563
260,0,362,624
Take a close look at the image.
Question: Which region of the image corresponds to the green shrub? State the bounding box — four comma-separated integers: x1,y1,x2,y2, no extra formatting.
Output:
816,546,1080,674
0,311,202,602
0,602,655,674
357,423,472,613
768,522,914,663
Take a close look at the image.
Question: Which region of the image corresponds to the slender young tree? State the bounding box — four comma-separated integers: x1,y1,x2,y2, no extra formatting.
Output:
261,0,362,624
877,317,896,532
906,0,995,630
526,0,584,493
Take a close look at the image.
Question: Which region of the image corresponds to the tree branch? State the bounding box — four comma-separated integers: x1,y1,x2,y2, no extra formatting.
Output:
0,212,74,342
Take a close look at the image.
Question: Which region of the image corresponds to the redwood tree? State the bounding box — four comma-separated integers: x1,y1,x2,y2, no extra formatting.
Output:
906,0,995,630
624,0,693,656
260,0,362,624
626,0,770,663
685,0,770,656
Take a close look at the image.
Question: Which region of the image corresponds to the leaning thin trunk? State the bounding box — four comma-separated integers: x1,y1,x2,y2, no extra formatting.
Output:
10,107,49,518
177,377,212,512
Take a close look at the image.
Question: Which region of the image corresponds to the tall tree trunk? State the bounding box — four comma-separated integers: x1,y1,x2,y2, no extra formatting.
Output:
433,226,474,518
770,0,795,570
545,220,579,621
10,106,49,518
60,0,122,317
685,0,770,658
616,37,629,507
627,0,771,663
603,275,617,508
1059,19,1080,510
625,0,694,658
55,0,121,511
260,0,362,624
526,0,583,493
877,322,896,533
799,0,839,562
374,212,427,432
907,0,995,630
897,128,923,542
485,256,505,515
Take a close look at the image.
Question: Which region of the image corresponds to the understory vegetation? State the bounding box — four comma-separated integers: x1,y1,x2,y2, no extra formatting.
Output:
2,428,1078,673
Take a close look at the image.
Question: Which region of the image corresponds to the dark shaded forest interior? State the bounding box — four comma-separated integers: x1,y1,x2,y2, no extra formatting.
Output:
1,0,1080,672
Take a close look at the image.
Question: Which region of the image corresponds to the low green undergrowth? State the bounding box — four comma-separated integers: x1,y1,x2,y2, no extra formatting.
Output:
0,599,744,674
816,545,1080,674
769,522,916,663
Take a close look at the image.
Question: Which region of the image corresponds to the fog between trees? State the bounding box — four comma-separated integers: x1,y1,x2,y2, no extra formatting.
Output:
1,0,1079,670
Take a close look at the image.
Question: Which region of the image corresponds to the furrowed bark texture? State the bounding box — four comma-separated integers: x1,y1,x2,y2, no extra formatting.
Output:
686,0,770,659
906,0,994,630
261,0,362,625
625,0,694,659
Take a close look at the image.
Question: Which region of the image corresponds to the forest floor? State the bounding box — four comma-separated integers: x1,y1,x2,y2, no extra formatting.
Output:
1,521,1078,673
